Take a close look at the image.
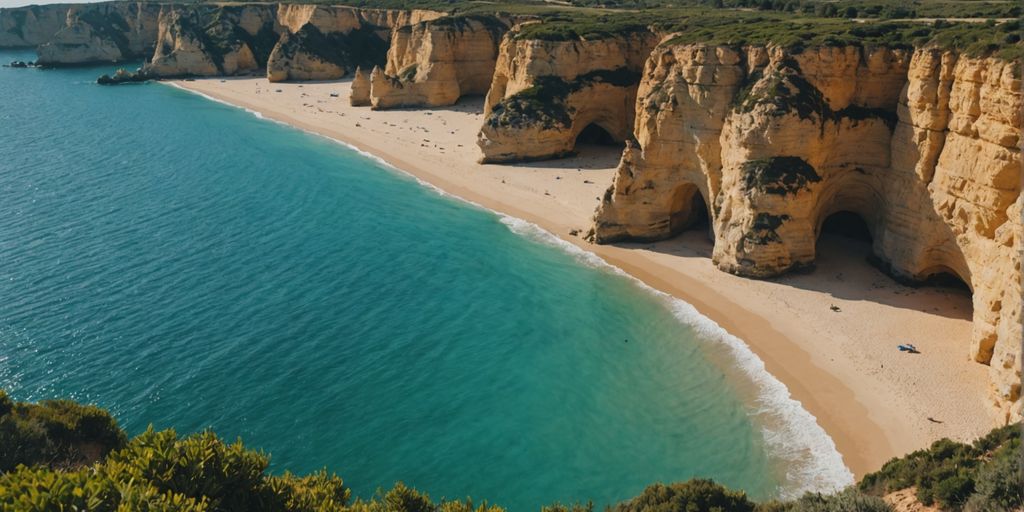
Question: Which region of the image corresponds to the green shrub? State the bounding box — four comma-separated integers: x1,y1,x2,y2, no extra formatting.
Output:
266,470,352,512
18,399,126,452
964,441,1023,512
0,393,126,472
487,67,640,130
785,489,892,512
540,502,593,512
860,424,1022,511
610,479,757,512
101,427,275,510
933,474,974,509
740,157,821,196
0,391,12,416
1,392,1019,512
0,466,120,511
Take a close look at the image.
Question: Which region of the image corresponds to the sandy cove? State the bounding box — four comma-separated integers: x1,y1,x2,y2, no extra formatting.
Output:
170,76,997,478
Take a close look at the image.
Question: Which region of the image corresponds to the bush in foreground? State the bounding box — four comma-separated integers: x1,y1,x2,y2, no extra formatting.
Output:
0,390,126,472
0,392,1020,511
858,423,1022,511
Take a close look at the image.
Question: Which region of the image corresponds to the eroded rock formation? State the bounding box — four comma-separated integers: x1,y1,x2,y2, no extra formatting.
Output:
35,2,160,66
267,5,394,82
144,4,279,77
476,30,658,163
592,43,1023,420
0,4,69,48
351,67,372,106
365,15,507,109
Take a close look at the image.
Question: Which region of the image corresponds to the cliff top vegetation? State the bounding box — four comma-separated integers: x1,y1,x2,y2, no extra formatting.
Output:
509,9,1020,60
1,391,1020,511
237,0,1022,58
3,0,1019,58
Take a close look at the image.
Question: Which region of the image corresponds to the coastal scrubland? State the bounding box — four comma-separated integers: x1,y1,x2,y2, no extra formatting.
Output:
1,392,1020,512
181,0,1022,58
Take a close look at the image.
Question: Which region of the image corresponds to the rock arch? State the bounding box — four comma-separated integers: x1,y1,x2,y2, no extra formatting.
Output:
818,211,874,244
667,182,712,239
810,171,886,257
574,122,622,147
917,264,973,293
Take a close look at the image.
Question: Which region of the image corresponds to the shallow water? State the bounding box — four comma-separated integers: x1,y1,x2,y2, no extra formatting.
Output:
0,52,849,509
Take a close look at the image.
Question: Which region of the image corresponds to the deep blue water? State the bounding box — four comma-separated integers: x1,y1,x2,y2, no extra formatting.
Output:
0,51,849,509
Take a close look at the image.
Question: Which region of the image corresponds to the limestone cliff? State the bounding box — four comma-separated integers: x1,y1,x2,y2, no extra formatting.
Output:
351,67,371,106
141,3,439,81
477,30,657,163
266,5,393,82
365,15,507,109
0,4,69,48
592,43,1022,420
34,2,160,66
144,4,279,77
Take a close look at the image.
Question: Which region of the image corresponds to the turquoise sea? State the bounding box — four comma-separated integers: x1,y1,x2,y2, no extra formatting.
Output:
0,51,851,509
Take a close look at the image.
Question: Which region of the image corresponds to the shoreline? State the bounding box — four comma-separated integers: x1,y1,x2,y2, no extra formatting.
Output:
167,77,997,481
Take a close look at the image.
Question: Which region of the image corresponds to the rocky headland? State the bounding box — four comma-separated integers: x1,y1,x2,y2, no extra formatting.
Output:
591,43,1021,422
361,15,509,109
477,29,657,162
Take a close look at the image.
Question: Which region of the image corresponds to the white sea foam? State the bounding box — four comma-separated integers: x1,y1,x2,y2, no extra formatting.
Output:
497,215,855,498
173,83,856,498
166,82,274,122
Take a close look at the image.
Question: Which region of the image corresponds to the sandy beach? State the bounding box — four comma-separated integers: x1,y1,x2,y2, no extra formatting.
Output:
171,76,998,478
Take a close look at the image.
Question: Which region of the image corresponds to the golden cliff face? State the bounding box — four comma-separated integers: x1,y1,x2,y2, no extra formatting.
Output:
593,43,1022,420
713,46,912,278
266,5,433,83
0,4,69,48
7,2,443,78
591,44,752,242
476,31,657,163
145,4,278,77
268,5,365,82
365,16,507,109
351,67,372,106
33,2,160,65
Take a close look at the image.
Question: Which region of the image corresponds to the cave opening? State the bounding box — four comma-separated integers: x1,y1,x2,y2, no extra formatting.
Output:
920,266,973,295
575,123,622,147
668,184,711,240
820,211,873,243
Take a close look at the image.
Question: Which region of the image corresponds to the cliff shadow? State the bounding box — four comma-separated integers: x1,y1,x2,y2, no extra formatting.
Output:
610,211,973,321
769,228,974,322
505,144,624,172
613,230,716,261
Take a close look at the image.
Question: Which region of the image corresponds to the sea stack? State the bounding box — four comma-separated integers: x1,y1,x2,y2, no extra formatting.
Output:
350,67,371,106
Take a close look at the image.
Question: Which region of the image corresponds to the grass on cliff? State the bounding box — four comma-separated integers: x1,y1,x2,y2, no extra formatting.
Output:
659,13,1022,59
141,0,1024,57
489,6,1021,60
733,66,898,130
486,67,641,129
188,0,1021,20
512,12,658,41
283,24,389,71
740,157,821,196
1,391,1021,511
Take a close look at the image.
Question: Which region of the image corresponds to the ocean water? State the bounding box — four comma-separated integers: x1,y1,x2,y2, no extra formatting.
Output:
0,52,851,509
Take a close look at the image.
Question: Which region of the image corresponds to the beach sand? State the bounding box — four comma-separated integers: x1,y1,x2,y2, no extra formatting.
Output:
171,77,998,478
